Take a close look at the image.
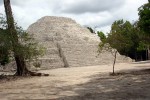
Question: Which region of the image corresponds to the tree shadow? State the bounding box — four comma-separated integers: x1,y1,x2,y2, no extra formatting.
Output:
132,60,150,64
0,74,35,83
55,69,150,100
0,73,49,83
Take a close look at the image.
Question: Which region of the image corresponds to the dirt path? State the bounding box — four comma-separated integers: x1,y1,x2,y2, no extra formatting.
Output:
0,61,150,100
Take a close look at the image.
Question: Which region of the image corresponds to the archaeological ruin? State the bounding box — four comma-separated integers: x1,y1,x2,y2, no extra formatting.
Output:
27,16,132,69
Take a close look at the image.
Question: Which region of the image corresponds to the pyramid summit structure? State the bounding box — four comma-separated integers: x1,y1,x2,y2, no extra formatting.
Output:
27,16,132,69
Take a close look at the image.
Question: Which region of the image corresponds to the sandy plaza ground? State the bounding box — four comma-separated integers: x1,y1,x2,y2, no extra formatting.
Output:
0,61,150,100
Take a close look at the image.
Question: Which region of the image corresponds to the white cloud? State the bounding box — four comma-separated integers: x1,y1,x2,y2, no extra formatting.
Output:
0,0,148,33
61,0,125,14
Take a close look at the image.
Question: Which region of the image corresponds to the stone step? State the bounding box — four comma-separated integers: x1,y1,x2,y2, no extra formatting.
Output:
39,41,57,48
30,62,64,70
53,36,63,41
38,58,63,63
42,54,61,59
45,48,59,54
40,62,64,69
31,57,65,69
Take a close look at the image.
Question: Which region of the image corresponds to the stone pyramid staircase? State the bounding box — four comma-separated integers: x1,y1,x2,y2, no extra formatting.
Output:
27,16,132,69
36,40,65,69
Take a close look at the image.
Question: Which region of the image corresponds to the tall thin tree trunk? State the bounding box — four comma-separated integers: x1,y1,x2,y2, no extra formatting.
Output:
146,49,148,60
3,0,27,76
148,46,150,60
113,51,117,74
3,0,49,76
135,52,137,61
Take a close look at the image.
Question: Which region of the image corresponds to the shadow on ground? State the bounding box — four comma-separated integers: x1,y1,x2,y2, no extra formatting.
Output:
55,69,150,100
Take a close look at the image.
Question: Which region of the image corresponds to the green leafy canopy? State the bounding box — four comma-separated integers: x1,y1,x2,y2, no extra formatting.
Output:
0,16,45,66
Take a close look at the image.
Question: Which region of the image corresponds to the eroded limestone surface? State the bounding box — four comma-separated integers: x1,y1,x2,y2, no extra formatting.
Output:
27,16,132,69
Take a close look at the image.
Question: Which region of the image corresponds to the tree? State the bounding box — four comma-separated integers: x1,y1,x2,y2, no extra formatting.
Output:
3,0,48,76
138,0,150,60
87,27,95,33
98,20,139,74
98,32,118,75
0,28,10,66
138,0,150,35
109,20,147,60
97,31,106,42
3,0,28,75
